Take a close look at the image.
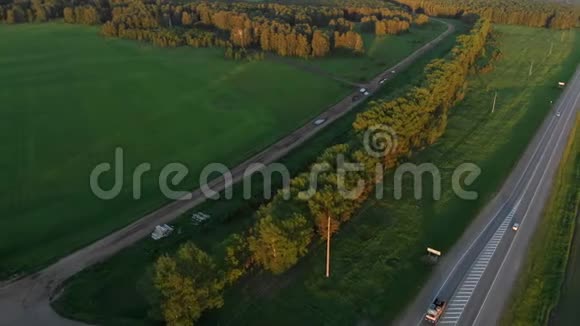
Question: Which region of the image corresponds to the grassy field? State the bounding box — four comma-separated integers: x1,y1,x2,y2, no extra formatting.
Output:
51,19,469,326
500,122,579,326
0,18,453,279
305,20,449,82
0,22,355,279
550,138,580,326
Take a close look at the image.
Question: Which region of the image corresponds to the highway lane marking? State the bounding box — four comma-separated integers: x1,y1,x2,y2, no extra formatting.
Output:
414,70,580,326
438,202,520,325
416,132,557,326
472,71,580,326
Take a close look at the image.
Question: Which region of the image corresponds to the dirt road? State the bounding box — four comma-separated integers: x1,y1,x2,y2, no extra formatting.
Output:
0,19,454,326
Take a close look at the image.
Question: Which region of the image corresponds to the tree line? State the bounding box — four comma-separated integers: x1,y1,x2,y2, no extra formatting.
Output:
151,17,493,325
392,0,579,29
0,0,428,59
95,0,421,58
0,0,61,23
0,0,111,24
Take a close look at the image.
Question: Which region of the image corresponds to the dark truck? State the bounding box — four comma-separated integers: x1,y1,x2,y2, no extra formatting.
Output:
424,298,446,323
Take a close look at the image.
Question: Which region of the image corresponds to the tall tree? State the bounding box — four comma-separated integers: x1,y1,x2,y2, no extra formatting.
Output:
312,30,330,57
153,242,224,326
248,210,313,274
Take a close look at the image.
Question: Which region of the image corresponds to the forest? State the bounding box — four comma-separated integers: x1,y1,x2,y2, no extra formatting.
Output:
1,0,575,59
150,17,493,325
393,0,579,29
0,0,421,58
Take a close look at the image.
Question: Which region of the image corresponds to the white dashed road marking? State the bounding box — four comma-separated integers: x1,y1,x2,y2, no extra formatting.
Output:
437,201,521,325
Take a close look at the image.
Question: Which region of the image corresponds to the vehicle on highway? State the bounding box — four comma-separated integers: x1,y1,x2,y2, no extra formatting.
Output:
391,70,396,73
380,79,386,84
512,222,520,231
364,91,370,96
314,118,326,125
556,111,561,117
359,88,367,93
425,298,446,323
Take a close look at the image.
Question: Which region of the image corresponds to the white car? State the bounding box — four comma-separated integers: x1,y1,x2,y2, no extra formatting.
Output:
391,70,396,73
364,91,370,96
512,223,520,231
359,88,367,93
556,112,561,117
314,118,326,125
379,79,386,84
151,224,174,240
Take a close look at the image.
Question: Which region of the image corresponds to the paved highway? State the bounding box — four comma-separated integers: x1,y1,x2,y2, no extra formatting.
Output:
396,66,580,326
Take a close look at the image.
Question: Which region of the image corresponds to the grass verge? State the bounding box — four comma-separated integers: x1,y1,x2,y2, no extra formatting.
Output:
501,118,579,326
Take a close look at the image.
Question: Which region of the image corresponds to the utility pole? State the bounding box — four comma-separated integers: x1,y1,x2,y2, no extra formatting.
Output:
491,91,498,113
326,215,331,278
529,61,534,76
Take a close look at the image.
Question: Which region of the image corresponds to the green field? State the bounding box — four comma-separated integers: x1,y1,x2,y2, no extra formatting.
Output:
501,124,579,326
0,19,452,279
51,19,468,326
0,22,354,278
551,142,580,326
303,20,449,82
